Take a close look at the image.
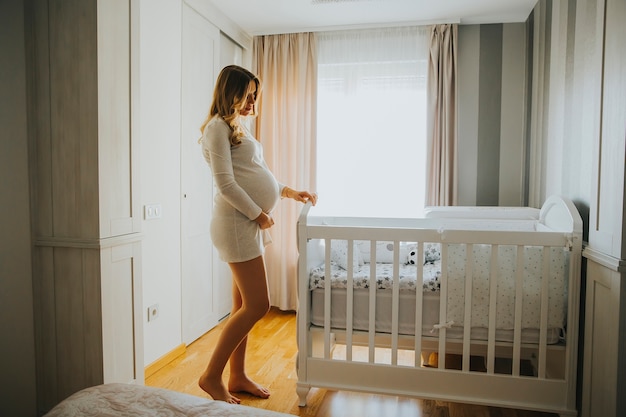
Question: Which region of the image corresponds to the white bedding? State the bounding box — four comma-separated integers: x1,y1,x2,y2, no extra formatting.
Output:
309,244,568,330
44,383,294,417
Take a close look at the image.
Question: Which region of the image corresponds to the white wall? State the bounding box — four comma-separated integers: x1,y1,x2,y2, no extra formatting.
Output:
0,0,38,415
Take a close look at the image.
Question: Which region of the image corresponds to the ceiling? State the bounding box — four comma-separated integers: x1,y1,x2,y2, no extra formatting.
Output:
207,0,538,36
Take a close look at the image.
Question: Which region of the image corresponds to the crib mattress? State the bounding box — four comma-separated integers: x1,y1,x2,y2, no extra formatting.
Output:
310,288,562,344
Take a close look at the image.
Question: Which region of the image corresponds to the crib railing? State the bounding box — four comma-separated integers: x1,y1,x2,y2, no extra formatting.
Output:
312,237,569,374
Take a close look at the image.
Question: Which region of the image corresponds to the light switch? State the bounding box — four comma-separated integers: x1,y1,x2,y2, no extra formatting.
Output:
144,204,162,220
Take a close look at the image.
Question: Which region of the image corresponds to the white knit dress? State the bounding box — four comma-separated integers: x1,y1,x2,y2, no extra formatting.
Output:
201,117,284,263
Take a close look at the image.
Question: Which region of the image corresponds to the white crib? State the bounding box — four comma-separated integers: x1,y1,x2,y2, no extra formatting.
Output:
296,196,582,417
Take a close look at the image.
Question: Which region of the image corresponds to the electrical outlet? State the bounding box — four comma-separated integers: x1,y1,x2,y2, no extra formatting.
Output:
147,303,160,322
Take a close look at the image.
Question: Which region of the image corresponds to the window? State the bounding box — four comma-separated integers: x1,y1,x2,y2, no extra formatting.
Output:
316,27,430,217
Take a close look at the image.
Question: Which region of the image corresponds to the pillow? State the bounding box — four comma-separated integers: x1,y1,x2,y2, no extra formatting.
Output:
424,242,441,263
406,242,441,265
357,241,409,264
330,240,364,270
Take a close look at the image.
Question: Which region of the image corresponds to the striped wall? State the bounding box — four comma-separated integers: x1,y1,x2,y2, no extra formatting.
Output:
457,22,530,207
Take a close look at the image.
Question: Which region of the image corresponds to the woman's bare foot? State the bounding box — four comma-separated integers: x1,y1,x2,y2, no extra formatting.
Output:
199,374,241,404
228,375,270,399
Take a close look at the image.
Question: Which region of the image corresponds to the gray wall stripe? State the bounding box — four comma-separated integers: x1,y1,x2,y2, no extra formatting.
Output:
476,24,503,206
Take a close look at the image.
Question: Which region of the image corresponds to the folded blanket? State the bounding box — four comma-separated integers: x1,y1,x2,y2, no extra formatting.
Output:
45,383,294,417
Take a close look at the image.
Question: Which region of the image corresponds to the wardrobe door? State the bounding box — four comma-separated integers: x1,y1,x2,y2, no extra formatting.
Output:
180,3,221,344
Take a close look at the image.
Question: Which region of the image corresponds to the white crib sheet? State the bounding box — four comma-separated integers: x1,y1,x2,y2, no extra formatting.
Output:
309,244,568,330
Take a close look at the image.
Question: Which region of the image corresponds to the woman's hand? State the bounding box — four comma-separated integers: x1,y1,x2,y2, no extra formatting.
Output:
282,187,318,206
254,211,275,229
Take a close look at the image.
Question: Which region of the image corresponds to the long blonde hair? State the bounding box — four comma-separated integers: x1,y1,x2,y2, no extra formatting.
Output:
199,65,261,145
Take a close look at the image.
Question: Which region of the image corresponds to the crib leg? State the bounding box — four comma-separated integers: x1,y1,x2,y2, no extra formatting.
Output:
296,384,310,407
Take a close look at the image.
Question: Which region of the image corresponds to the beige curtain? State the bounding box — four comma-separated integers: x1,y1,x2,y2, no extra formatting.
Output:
253,33,317,311
426,24,458,206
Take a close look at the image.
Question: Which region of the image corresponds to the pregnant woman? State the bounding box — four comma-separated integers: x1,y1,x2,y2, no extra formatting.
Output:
197,65,317,404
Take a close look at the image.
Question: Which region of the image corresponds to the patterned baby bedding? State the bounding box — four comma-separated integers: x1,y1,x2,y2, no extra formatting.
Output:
309,261,442,292
308,243,568,330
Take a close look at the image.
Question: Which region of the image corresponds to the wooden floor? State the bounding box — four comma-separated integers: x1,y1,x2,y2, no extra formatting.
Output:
146,308,558,417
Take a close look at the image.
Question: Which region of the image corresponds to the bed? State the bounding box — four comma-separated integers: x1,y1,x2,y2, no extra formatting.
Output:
44,383,294,417
296,195,582,417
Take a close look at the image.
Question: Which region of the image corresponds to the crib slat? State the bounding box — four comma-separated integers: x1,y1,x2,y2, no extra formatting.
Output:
538,246,550,378
391,240,400,366
565,248,576,384
462,244,474,372
512,245,524,377
438,243,448,370
324,239,332,360
346,240,354,362
486,245,499,374
414,242,424,367
368,240,376,364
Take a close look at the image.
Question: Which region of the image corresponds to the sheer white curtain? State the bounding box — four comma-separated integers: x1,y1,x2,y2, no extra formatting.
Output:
316,26,430,218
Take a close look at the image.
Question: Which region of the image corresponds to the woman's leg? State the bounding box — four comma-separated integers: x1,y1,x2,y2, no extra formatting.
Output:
198,256,270,403
227,281,271,398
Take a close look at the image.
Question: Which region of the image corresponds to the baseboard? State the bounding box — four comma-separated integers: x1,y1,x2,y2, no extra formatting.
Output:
144,343,186,379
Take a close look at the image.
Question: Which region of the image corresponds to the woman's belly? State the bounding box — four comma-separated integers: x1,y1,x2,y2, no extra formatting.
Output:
235,165,280,213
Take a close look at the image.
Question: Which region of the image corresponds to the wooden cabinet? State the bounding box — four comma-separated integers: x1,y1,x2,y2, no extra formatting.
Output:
581,0,626,416
580,253,624,417
25,0,142,413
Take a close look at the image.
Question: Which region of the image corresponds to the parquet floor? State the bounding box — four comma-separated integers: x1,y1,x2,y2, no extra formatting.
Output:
146,308,558,417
